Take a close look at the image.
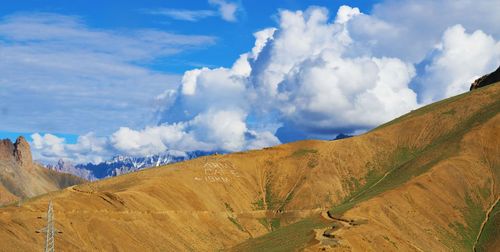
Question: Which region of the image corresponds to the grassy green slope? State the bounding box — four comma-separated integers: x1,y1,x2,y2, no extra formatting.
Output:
331,92,500,215
230,218,329,252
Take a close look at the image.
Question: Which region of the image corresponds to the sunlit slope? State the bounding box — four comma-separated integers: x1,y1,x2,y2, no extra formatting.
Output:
0,159,86,206
0,84,498,251
320,88,499,251
235,83,500,251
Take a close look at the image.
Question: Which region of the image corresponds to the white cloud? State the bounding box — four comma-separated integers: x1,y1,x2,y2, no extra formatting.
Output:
190,109,248,151
250,28,276,60
335,5,360,24
418,25,500,103
31,133,110,164
110,124,197,157
108,108,278,157
31,133,66,158
278,56,417,131
208,0,240,22
157,6,419,142
31,127,193,163
248,7,356,102
256,7,417,133
147,0,241,22
31,109,279,163
146,9,217,22
27,2,500,164
0,13,216,135
348,0,500,63
246,131,280,150
155,3,499,150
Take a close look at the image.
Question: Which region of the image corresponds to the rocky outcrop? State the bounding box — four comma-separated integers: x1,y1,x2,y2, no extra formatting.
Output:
13,137,32,165
0,139,15,161
0,136,86,204
470,65,500,90
0,137,32,165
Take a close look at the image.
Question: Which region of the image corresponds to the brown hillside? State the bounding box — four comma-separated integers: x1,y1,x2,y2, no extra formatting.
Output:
0,137,86,205
0,84,498,251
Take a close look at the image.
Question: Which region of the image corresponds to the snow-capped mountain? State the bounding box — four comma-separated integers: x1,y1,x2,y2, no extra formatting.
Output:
45,150,214,180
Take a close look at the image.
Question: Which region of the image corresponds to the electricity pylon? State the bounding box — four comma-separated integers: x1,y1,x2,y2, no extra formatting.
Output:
37,201,59,252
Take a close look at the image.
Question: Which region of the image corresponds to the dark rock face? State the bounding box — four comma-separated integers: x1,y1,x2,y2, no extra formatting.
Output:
0,137,32,165
470,66,500,90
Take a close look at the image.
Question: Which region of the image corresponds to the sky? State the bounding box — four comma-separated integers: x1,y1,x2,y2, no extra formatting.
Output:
0,0,499,164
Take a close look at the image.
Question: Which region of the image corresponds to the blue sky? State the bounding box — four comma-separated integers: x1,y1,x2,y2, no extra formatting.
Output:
1,0,499,164
0,0,376,143
0,0,377,73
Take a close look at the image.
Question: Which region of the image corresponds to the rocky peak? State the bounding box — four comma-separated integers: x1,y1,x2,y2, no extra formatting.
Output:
0,136,32,165
54,159,74,170
13,136,32,165
470,65,500,90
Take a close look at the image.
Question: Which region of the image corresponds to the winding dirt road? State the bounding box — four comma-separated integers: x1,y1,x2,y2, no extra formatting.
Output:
473,196,499,251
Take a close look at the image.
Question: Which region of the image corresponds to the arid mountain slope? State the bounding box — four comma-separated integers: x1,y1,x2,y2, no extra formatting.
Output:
235,83,500,252
0,137,85,205
0,84,498,251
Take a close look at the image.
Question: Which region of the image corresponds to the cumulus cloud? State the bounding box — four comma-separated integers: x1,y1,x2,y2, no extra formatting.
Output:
277,56,417,132
347,0,500,63
418,25,500,103
155,3,499,149
31,110,280,163
190,109,248,151
31,133,110,164
158,6,419,141
31,133,66,158
110,124,202,156
28,2,500,164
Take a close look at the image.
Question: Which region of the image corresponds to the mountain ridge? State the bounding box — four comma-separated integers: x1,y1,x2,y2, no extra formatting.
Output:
0,83,498,251
0,136,85,206
45,150,215,180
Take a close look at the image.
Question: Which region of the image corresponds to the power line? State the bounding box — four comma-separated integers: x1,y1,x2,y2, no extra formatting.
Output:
37,201,60,252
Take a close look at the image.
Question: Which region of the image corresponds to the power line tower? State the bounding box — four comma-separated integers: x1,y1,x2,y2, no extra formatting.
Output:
37,201,59,252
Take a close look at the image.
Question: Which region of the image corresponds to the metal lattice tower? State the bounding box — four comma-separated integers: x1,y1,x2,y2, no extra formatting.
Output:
38,201,57,252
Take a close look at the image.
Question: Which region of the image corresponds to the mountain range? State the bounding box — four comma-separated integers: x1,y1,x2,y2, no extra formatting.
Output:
45,150,215,180
0,75,498,251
